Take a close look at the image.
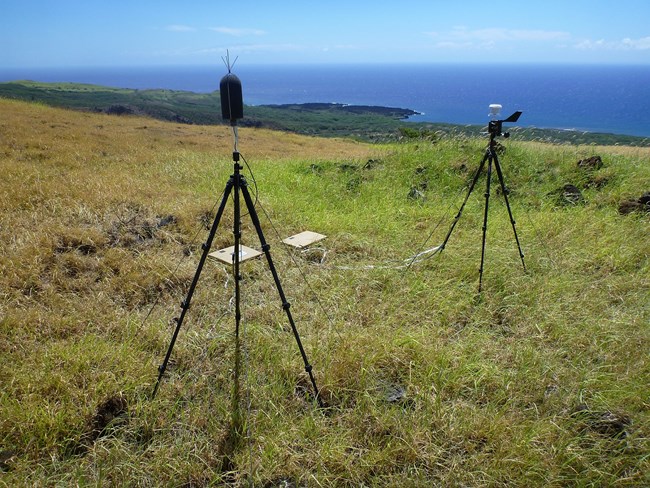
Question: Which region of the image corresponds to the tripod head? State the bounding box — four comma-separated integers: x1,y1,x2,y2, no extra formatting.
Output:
487,106,522,140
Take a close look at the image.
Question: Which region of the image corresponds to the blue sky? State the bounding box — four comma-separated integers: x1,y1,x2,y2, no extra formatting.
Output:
2,0,650,67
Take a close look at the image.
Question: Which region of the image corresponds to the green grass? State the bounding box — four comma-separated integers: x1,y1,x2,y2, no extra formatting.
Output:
1,99,648,486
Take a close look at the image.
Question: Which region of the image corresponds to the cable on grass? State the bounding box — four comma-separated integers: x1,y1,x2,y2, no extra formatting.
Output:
404,182,475,271
255,198,345,343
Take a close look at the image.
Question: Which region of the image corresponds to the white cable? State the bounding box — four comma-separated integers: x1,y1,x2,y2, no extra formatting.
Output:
326,245,442,271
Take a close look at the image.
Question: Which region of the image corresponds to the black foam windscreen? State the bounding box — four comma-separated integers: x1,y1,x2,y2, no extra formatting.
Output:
220,73,244,122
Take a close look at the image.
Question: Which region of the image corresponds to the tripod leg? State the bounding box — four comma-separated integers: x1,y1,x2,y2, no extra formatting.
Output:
231,160,244,436
240,181,324,408
440,150,488,252
493,156,526,272
478,152,494,294
152,178,235,399
233,163,242,341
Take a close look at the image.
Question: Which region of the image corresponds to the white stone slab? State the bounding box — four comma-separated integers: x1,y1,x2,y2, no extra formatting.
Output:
282,231,327,248
209,245,262,264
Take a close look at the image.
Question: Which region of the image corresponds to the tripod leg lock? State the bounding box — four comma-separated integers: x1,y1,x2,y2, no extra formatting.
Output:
282,301,291,311
181,300,189,310
262,243,271,252
305,364,313,373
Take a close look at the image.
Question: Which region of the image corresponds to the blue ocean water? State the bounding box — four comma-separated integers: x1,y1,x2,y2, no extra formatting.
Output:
1,64,649,137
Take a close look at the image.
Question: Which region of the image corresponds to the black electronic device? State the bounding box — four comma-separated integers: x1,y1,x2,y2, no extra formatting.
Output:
488,110,522,138
220,72,243,123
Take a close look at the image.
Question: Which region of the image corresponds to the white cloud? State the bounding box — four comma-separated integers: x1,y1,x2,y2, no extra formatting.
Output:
196,43,304,55
166,25,196,32
210,27,266,37
575,36,650,50
434,41,486,50
624,36,650,49
427,27,570,42
332,44,364,51
621,36,650,51
425,27,570,49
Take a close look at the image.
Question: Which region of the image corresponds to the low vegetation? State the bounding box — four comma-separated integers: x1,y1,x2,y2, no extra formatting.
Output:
0,81,415,140
1,98,648,486
1,80,649,146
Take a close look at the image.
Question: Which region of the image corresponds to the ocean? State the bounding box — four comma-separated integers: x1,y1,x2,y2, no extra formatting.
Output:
1,64,649,137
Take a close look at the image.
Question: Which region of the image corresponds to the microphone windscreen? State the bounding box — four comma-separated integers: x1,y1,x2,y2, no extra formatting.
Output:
220,73,244,122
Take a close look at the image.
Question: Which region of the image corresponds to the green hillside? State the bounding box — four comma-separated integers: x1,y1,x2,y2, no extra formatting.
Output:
1,80,649,146
0,98,648,486
0,80,414,139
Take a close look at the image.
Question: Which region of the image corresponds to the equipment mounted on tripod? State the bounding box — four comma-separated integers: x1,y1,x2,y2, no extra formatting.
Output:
439,104,527,294
152,61,323,411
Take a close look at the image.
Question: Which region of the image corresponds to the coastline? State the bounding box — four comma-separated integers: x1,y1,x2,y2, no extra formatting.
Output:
1,80,648,146
1,64,649,138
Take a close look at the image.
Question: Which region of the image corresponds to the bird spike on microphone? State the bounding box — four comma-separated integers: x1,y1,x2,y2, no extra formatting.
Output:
221,49,238,73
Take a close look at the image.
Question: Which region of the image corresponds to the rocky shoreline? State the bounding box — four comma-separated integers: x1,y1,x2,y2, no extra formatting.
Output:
258,102,421,120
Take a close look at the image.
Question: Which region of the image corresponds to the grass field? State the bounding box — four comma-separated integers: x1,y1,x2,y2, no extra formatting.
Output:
1,98,648,486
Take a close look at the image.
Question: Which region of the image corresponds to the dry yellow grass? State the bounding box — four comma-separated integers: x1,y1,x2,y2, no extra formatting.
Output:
0,98,377,163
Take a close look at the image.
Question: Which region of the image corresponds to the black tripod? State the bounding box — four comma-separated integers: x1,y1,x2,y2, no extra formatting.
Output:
439,111,526,293
151,128,322,409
